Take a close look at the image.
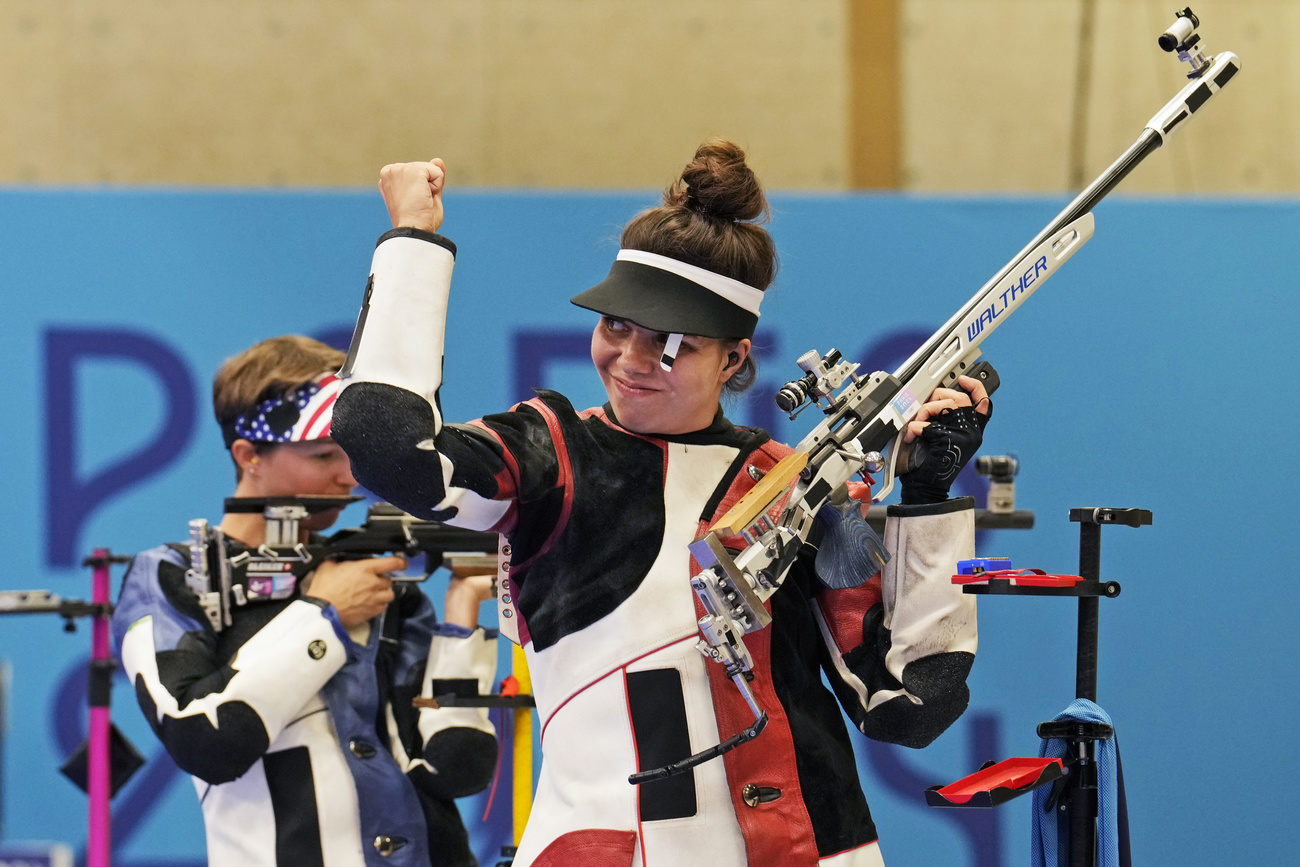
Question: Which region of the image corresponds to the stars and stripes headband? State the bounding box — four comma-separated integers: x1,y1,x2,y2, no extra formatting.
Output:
571,249,765,371
222,373,342,449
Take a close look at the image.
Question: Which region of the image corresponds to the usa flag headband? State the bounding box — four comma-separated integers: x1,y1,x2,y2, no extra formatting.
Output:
223,373,342,448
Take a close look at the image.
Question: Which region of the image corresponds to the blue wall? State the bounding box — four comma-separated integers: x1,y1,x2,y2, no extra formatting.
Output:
1,186,1296,865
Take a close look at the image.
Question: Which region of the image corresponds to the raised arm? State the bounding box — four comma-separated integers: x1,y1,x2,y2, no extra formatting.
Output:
333,161,519,529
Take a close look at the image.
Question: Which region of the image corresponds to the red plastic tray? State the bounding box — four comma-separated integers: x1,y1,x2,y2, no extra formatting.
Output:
952,569,1084,587
932,757,1063,805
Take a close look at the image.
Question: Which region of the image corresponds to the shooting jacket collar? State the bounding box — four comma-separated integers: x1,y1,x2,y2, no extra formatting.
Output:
601,402,744,445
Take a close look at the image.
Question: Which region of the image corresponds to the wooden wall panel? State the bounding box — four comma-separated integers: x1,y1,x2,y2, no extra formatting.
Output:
0,1,1290,193
0,1,848,190
847,0,901,189
901,0,1285,194
901,0,1081,191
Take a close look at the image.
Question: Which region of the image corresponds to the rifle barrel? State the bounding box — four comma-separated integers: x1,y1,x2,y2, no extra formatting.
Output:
894,128,1162,389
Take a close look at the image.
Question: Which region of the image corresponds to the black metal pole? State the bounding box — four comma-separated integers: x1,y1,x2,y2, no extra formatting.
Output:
1068,737,1099,867
1076,522,1102,701
1070,519,1104,867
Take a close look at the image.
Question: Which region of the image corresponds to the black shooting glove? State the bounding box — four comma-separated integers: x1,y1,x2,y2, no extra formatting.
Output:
899,402,992,505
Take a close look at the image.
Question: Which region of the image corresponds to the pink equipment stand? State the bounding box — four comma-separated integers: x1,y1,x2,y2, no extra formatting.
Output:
0,548,140,867
85,548,123,867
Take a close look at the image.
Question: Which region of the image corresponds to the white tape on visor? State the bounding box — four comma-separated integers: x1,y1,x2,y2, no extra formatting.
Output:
660,333,684,371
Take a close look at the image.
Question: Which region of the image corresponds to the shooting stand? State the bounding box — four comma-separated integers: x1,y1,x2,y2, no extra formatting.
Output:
0,549,144,867
925,507,1150,867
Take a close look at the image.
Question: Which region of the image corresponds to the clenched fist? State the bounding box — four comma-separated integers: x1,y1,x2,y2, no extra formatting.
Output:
379,159,446,233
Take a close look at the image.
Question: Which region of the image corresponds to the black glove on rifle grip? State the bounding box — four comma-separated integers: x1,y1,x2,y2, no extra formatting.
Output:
899,402,991,505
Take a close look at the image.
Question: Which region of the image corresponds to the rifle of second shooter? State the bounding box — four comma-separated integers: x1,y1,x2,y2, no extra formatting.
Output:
185,498,499,632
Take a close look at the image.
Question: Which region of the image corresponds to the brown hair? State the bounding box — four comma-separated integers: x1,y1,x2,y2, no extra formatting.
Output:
214,336,345,476
620,139,776,396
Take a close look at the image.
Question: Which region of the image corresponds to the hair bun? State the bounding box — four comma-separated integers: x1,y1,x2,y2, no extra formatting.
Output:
621,138,777,292
667,139,768,224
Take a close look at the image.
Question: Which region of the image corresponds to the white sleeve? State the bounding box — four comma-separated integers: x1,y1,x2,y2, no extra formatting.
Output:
877,498,978,705
340,229,457,421
418,628,498,742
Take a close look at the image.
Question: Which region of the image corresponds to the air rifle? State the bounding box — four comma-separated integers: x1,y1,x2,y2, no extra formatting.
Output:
185,498,499,632
630,7,1240,784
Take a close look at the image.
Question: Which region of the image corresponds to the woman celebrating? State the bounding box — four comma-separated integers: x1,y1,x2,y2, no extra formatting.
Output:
334,141,990,867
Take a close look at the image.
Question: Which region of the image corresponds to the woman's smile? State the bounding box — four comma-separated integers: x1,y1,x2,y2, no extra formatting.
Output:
591,316,736,435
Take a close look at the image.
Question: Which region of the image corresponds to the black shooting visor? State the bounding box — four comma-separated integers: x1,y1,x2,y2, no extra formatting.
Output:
571,260,759,340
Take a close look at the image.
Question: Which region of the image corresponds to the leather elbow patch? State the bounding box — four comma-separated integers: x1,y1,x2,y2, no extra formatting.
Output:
136,677,271,784
332,383,451,517
859,653,974,748
420,727,498,798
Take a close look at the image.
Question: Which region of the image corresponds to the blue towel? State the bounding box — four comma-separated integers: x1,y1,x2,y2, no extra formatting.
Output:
1031,699,1129,867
